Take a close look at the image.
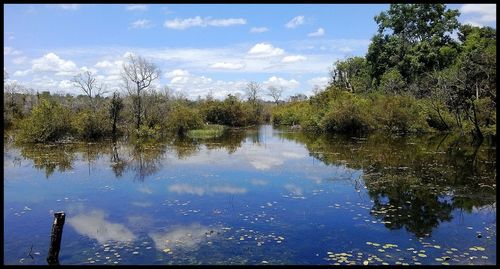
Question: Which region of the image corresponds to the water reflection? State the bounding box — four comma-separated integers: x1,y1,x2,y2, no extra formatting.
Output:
149,223,220,251
168,183,247,196
278,130,496,237
68,210,136,243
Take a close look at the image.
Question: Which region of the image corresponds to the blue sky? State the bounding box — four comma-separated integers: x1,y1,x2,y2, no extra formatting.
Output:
4,4,497,100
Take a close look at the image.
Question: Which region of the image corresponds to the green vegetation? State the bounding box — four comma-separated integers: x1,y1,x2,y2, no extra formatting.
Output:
3,4,495,144
272,4,496,140
187,124,226,139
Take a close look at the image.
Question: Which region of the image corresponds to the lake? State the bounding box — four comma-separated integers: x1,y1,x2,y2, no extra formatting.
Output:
3,125,496,265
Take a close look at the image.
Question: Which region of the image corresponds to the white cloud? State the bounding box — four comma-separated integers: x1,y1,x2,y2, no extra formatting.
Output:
12,56,28,64
250,27,269,33
209,62,245,70
308,27,325,37
130,19,153,29
58,4,80,10
4,47,22,56
13,69,32,77
307,76,330,89
263,76,300,89
165,69,247,99
67,210,136,244
58,79,74,90
282,55,307,63
165,69,190,79
126,4,148,11
460,4,496,23
247,43,285,58
164,16,246,30
31,53,78,75
94,60,123,75
285,15,305,28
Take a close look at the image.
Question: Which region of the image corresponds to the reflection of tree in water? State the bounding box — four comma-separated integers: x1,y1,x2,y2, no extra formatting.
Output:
110,142,127,177
173,129,247,156
278,130,496,237
17,142,110,178
128,141,167,182
18,143,77,178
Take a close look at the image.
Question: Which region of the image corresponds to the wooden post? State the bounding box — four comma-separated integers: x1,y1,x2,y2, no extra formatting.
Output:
47,212,65,265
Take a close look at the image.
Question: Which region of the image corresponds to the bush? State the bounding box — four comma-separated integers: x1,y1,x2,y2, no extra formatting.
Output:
372,95,430,133
72,109,110,140
167,105,204,135
17,99,74,143
319,93,374,133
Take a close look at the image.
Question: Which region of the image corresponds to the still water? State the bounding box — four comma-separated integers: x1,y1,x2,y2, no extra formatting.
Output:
4,125,496,265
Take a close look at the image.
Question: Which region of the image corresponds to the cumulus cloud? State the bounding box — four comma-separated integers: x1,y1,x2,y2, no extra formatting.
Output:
250,27,269,33
67,210,136,244
285,15,305,28
460,4,496,25
130,19,153,29
308,27,325,37
164,16,246,30
31,53,78,75
284,184,304,197
247,43,285,58
209,62,245,70
13,69,32,77
165,69,247,99
307,76,330,89
282,55,307,63
263,76,300,89
126,4,148,11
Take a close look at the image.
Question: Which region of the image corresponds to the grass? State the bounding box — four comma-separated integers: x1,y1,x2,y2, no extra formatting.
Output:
187,124,226,139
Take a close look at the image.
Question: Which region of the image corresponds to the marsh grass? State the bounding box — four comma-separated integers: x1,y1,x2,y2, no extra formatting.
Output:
187,124,226,139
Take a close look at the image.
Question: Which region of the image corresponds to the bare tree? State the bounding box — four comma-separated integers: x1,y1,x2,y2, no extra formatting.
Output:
267,85,284,105
121,54,160,129
245,81,261,103
72,71,106,112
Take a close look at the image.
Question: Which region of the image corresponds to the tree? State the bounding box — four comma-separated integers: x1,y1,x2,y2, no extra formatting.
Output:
72,71,105,112
121,54,160,129
380,68,406,94
245,81,263,123
109,91,124,138
330,57,371,93
267,85,284,105
367,4,460,85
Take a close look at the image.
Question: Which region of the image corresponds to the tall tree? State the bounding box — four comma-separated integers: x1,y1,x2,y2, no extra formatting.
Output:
121,54,160,129
72,71,105,112
267,86,284,105
367,4,460,86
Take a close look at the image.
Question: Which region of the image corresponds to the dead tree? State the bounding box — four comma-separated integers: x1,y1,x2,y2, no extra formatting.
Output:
267,85,284,105
72,71,106,112
121,54,160,130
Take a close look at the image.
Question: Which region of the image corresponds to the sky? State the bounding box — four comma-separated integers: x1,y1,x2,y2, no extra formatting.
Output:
3,4,497,100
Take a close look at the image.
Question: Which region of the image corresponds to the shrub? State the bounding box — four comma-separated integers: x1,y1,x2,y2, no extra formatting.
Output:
17,99,74,143
167,105,204,135
72,109,110,140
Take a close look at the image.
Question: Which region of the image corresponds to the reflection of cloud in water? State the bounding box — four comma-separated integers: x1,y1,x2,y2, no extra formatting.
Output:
169,183,246,196
249,156,284,170
282,151,304,159
250,179,268,186
68,210,136,243
284,184,303,196
149,223,217,251
127,215,154,230
131,201,152,207
137,186,153,194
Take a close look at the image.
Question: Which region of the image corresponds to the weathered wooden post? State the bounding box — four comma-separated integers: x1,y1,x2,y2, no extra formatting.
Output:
47,212,65,265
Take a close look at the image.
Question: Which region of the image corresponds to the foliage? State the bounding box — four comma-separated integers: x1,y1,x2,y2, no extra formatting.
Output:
17,99,74,143
187,124,226,139
167,104,204,135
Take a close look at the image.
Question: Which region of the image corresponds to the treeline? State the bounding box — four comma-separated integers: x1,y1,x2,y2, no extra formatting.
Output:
3,82,274,143
272,4,496,141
